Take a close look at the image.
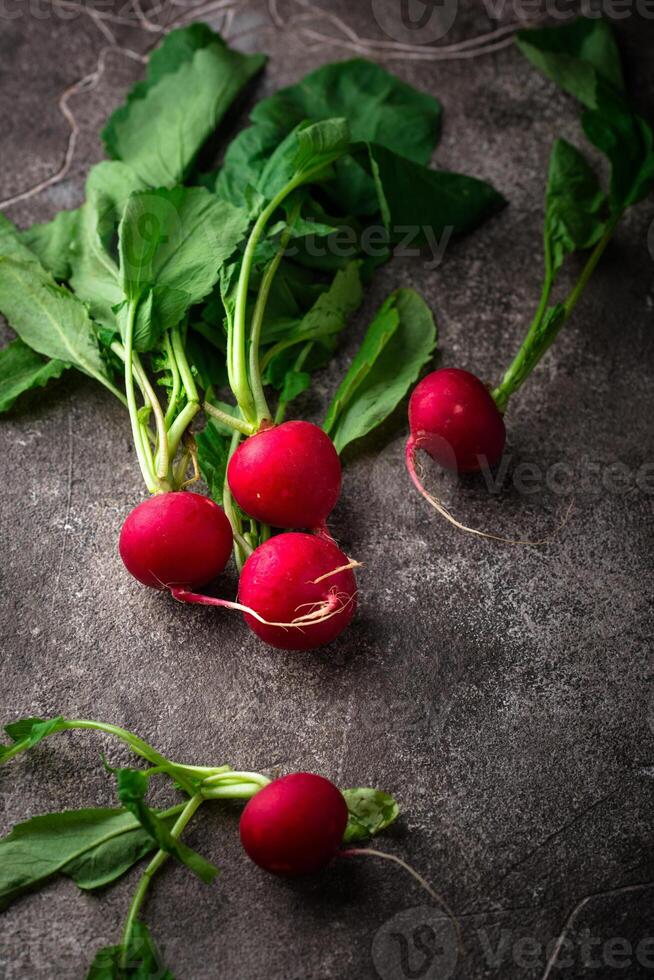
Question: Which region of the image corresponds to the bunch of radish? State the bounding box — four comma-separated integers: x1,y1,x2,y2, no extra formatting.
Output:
119,424,357,651
1,16,650,648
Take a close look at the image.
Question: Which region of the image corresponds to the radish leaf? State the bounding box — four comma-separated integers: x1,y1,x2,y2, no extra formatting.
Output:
0,807,174,909
545,138,607,273
324,288,436,453
115,769,218,885
516,17,624,109
103,23,220,160
341,788,399,844
103,31,265,188
69,161,144,331
517,17,654,210
117,186,248,351
87,921,173,979
357,142,507,242
20,209,79,281
0,338,67,413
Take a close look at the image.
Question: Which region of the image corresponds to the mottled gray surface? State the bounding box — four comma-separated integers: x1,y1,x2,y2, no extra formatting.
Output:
1,1,654,978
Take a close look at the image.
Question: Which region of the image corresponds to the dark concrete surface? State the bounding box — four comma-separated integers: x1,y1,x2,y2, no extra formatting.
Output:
1,1,654,978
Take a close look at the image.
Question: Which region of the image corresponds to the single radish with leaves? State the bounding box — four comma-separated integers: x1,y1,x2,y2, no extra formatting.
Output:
404,18,654,536
0,716,416,976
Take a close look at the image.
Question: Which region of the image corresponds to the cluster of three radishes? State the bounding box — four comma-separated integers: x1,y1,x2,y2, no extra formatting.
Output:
119,419,358,650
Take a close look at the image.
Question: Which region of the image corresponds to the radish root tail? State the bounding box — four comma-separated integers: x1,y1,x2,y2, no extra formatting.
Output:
339,846,464,956
170,582,355,632
406,437,573,546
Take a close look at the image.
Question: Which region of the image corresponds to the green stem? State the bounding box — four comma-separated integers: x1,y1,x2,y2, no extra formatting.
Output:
231,174,308,425
204,401,255,437
98,374,129,407
563,212,621,317
132,351,169,480
163,331,182,429
167,400,201,461
171,323,198,405
223,430,248,570
202,782,266,800
165,324,201,478
274,340,313,424
201,769,270,788
123,300,164,494
492,214,622,413
248,199,302,424
120,793,203,967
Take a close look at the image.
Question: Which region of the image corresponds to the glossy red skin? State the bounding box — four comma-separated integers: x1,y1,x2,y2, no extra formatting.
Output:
240,773,348,876
409,368,506,473
119,492,233,590
227,421,341,529
238,532,357,651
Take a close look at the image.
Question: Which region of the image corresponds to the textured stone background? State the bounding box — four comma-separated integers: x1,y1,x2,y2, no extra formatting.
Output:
1,1,653,978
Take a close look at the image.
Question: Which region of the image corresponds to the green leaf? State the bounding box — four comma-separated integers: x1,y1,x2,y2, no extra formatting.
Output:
517,17,654,210
545,138,607,272
516,16,624,109
279,369,311,405
196,417,231,502
250,57,442,216
0,338,68,413
87,921,174,979
115,769,218,885
324,288,436,453
102,30,265,187
0,232,111,388
215,121,282,209
69,161,145,331
256,118,351,202
117,186,248,350
0,807,174,909
582,87,654,209
358,142,506,243
341,788,400,844
19,209,79,280
186,329,228,393
2,715,67,752
263,260,363,353
103,23,220,160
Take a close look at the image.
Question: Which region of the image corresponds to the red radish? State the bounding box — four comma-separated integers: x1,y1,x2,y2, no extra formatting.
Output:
237,532,357,650
227,420,341,529
240,773,348,875
168,533,358,649
119,491,233,590
407,368,505,475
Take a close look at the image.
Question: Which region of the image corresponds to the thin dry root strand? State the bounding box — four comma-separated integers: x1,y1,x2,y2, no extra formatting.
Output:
311,559,362,585
406,440,574,547
170,581,355,631
339,847,464,956
179,434,201,489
